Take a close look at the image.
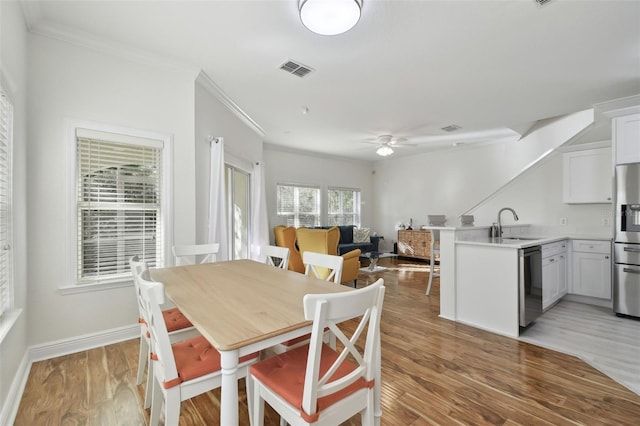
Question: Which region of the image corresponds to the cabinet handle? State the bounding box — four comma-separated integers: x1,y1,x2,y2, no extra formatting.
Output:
549,258,555,262
605,256,609,259
623,267,640,274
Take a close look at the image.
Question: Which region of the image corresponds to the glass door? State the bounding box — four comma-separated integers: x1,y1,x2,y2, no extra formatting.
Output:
225,164,251,260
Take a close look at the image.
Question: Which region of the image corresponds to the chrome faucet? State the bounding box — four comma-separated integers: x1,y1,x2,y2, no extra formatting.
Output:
497,207,519,237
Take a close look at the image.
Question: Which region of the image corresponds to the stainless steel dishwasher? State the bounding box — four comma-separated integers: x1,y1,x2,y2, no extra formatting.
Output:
519,245,543,327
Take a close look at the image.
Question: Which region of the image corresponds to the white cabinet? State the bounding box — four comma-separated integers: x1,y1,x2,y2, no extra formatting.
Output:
562,147,612,204
571,240,612,299
613,113,640,165
542,240,568,311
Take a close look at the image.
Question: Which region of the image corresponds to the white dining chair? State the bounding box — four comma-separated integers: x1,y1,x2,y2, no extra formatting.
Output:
303,251,344,284
129,256,199,409
250,278,386,426
172,243,220,266
268,252,344,356
262,245,290,270
137,274,259,426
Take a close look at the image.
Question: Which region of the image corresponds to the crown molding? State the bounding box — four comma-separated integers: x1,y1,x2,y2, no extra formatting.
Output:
21,3,200,79
196,72,266,138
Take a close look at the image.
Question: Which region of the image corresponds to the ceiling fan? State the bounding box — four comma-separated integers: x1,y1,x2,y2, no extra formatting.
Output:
363,135,417,156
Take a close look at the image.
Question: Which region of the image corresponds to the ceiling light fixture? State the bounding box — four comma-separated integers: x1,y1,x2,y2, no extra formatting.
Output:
299,0,362,36
376,145,394,157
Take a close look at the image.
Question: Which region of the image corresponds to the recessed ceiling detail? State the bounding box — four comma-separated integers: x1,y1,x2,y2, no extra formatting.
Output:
441,124,462,132
279,60,314,78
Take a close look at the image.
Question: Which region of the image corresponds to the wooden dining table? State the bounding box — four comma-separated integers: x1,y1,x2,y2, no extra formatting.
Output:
150,259,382,425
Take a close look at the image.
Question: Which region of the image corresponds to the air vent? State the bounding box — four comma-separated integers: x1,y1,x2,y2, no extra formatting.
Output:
279,60,314,78
535,0,553,5
441,124,462,132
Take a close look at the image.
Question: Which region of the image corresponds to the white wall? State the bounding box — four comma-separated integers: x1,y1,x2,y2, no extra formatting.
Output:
26,34,197,345
194,76,264,244
0,0,29,417
471,149,613,238
263,147,374,241
371,110,595,247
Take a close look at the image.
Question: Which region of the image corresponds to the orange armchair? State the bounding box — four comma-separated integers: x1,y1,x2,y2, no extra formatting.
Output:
273,226,304,273
295,227,361,285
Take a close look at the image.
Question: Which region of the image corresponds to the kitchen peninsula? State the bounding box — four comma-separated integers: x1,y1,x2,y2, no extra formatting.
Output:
431,225,612,338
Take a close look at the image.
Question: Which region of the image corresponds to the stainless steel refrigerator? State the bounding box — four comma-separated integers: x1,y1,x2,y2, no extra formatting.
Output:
614,163,640,318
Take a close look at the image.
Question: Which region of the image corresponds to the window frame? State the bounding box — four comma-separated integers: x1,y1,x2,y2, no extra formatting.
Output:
276,183,321,228
327,186,361,227
62,120,173,294
0,87,14,319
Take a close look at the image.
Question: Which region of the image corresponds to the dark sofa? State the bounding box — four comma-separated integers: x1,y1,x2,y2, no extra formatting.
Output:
312,225,380,255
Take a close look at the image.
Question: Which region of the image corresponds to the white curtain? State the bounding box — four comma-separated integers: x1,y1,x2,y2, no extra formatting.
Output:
250,161,269,261
208,137,229,261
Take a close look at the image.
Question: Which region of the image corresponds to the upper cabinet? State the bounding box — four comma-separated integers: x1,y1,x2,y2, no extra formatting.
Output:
563,146,612,204
613,112,640,165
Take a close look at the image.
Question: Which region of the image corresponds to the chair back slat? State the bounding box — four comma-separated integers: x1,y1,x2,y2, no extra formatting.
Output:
262,245,290,270
172,243,220,265
300,279,385,419
303,251,344,284
137,275,179,384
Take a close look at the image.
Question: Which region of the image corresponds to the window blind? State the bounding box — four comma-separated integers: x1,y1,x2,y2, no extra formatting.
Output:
0,91,13,317
76,130,163,284
328,187,360,226
276,184,320,227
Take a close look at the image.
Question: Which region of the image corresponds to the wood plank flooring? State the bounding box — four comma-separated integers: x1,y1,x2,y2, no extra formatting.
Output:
14,257,640,425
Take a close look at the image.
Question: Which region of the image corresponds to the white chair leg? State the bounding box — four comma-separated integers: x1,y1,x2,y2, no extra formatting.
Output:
164,389,180,426
149,379,163,426
136,334,148,385
426,258,434,295
252,380,265,426
245,376,253,426
144,355,153,409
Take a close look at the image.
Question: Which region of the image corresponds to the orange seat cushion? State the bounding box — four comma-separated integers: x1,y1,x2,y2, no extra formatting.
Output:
165,335,259,388
250,343,372,422
162,307,193,332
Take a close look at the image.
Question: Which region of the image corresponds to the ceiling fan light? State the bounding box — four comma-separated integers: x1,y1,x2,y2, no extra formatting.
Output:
376,145,394,156
299,0,362,36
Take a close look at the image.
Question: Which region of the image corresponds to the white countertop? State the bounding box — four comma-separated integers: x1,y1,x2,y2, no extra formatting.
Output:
456,234,612,249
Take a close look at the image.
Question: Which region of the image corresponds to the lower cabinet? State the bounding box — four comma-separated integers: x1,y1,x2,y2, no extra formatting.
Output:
571,240,612,299
397,230,430,260
542,240,568,311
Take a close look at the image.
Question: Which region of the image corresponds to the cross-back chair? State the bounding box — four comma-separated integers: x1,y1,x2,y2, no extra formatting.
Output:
250,278,386,426
172,243,220,266
303,251,344,284
137,273,259,426
262,245,290,270
129,256,198,409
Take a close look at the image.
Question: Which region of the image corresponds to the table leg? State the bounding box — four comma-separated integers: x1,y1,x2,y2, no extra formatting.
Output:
220,349,240,425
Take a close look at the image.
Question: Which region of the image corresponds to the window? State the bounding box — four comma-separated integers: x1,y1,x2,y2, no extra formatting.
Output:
328,187,360,226
75,128,165,285
277,184,320,227
0,89,13,316
226,164,251,260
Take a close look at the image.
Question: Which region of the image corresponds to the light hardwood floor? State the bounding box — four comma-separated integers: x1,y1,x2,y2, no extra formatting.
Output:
14,257,640,425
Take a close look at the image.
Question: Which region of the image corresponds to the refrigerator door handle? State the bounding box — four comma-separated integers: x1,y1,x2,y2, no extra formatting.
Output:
622,267,640,274
623,247,640,253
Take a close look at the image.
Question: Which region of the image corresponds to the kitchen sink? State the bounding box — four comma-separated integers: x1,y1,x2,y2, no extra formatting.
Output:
505,236,540,240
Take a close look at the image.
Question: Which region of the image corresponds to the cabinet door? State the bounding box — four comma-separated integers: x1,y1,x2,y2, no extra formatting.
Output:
614,113,640,165
563,148,612,203
414,232,428,258
542,256,558,310
557,253,568,297
397,231,413,256
572,252,612,299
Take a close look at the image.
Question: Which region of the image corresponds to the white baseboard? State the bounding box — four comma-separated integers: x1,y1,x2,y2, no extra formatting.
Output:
29,323,138,362
2,324,138,425
0,351,30,426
